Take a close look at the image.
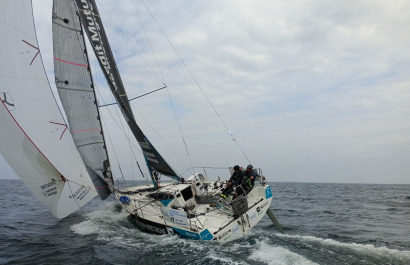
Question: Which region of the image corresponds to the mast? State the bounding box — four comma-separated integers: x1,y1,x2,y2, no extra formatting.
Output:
74,0,182,183
52,0,113,199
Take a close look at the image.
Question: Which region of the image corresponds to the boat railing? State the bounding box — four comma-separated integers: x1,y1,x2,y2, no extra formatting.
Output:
116,178,127,190
188,214,204,231
253,168,268,186
209,196,235,216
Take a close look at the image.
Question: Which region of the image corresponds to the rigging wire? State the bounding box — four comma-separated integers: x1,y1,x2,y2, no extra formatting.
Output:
87,35,154,183
132,0,165,85
94,0,189,178
97,1,164,84
139,0,252,164
165,87,195,175
105,83,138,175
99,86,167,107
95,82,147,182
130,105,189,172
97,1,251,176
132,0,195,175
90,53,135,180
128,126,134,181
66,180,99,226
99,106,125,182
90,48,147,182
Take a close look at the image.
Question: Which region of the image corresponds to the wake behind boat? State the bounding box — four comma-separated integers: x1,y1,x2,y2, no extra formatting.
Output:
0,0,282,242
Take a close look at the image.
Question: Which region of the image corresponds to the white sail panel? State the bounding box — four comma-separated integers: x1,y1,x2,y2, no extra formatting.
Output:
0,0,97,218
0,102,92,218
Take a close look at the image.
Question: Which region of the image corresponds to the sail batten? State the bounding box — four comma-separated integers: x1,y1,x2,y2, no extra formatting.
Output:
74,0,181,181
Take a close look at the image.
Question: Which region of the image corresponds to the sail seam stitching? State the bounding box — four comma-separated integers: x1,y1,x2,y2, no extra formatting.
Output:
71,129,101,133
56,87,93,93
52,21,81,32
54,57,88,68
76,141,104,148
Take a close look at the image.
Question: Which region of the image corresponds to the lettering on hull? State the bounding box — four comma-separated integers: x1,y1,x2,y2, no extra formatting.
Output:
135,217,168,235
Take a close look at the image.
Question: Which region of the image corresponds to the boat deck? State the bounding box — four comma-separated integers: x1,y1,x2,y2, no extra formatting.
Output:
117,182,267,235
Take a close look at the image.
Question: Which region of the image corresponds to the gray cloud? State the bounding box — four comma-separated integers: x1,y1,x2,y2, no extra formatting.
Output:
1,0,409,184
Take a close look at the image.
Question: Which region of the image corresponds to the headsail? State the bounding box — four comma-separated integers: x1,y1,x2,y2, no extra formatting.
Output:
52,0,113,199
0,0,97,218
74,0,181,180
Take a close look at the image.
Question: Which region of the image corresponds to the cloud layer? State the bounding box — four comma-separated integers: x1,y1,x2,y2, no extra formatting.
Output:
1,0,409,184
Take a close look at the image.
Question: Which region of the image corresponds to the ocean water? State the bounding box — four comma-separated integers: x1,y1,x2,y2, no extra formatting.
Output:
0,180,409,265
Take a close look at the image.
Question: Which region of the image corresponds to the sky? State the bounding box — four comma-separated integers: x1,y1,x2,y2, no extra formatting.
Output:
1,0,409,184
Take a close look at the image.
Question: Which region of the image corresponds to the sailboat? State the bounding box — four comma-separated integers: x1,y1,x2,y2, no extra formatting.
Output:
0,0,282,242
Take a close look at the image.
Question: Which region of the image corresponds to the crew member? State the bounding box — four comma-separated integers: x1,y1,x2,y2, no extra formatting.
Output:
235,164,259,196
220,165,243,199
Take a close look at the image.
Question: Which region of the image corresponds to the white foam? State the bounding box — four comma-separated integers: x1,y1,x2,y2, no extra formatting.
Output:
207,249,246,265
157,234,207,251
70,202,212,252
249,240,318,265
70,202,129,236
71,219,99,235
276,234,410,260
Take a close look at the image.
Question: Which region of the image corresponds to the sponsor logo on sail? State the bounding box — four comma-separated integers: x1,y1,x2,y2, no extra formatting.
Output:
79,0,118,93
41,179,58,197
138,140,159,164
69,186,90,201
78,0,132,122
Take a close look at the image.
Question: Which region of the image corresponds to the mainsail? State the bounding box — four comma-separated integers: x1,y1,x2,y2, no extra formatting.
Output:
74,0,181,181
52,0,113,199
0,0,98,218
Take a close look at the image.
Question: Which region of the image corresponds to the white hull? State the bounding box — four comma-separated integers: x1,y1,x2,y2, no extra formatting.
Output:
115,180,273,242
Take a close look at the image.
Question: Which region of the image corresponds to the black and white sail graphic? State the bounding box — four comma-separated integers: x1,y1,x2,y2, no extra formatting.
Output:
52,0,113,199
74,0,180,180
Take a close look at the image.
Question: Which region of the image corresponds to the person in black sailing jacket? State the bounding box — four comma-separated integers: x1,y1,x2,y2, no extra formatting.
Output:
220,165,244,199
235,164,259,197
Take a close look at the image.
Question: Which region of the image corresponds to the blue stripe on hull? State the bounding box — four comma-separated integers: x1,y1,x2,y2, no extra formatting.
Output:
172,227,201,240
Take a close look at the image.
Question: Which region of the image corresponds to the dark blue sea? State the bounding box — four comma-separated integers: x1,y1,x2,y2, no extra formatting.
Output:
1,180,409,265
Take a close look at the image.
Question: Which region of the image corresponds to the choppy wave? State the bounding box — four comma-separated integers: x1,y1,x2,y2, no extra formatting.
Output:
68,201,410,265
2,181,410,265
69,204,318,265
274,233,410,265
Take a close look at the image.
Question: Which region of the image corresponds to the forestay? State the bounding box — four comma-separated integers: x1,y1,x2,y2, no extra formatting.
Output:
52,0,113,199
0,0,97,218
